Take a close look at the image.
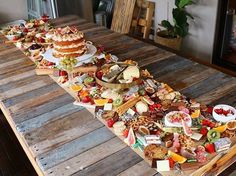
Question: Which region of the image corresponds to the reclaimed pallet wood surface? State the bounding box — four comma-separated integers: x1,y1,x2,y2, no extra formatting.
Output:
0,15,235,176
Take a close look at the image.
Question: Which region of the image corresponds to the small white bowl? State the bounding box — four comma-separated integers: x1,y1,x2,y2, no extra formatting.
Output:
212,104,236,123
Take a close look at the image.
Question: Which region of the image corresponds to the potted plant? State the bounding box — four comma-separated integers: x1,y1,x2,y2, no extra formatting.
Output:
155,0,194,50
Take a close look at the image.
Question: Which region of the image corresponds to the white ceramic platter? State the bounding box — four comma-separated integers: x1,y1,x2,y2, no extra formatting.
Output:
42,44,97,67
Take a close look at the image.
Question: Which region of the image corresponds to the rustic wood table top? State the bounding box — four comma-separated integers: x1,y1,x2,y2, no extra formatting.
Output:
0,15,235,176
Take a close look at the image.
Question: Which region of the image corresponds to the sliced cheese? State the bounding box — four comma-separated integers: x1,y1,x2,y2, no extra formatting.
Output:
123,66,140,80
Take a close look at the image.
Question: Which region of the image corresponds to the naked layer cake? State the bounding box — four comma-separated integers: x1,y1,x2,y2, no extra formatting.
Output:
52,26,87,58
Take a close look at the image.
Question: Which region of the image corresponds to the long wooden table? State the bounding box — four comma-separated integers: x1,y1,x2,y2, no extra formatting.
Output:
0,15,235,176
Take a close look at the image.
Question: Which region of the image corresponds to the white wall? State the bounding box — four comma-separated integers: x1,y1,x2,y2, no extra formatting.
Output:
0,0,28,24
154,0,219,63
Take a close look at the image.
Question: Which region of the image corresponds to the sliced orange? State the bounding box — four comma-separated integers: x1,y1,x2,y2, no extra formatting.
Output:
79,90,89,97
70,84,83,92
164,84,173,93
213,124,227,133
191,109,201,118
168,150,187,164
94,99,109,106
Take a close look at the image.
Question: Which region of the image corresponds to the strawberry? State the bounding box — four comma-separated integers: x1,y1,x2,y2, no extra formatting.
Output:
23,28,28,33
204,143,215,154
200,127,208,136
123,129,129,137
167,157,175,168
96,71,103,79
47,61,54,66
59,70,67,76
108,99,113,103
214,108,223,115
223,109,230,116
208,122,215,128
38,37,45,43
90,99,95,105
207,106,213,114
82,96,91,103
13,36,19,41
201,119,210,126
107,119,115,128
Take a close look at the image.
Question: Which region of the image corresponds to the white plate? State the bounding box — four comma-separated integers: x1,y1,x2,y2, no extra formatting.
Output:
212,104,236,123
42,44,97,66
164,111,192,127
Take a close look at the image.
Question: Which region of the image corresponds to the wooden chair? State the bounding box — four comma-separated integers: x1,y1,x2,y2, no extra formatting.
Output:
111,0,155,39
131,0,155,39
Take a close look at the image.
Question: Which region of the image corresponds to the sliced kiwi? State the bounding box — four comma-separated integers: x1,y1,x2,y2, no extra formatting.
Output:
84,77,94,84
113,97,123,107
207,129,220,142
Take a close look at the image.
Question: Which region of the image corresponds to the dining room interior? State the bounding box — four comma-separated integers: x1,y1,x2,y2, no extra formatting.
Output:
0,0,235,176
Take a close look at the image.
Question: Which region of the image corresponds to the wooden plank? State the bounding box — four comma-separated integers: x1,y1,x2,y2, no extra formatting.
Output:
45,137,127,176
144,55,193,79
8,87,66,113
73,147,142,176
138,51,175,68
90,32,123,43
180,72,234,99
29,118,102,156
118,160,157,176
111,0,136,34
36,127,115,171
51,15,81,27
211,90,236,107
143,2,155,39
0,58,29,69
157,63,205,85
109,41,148,57
0,47,18,57
171,67,218,91
0,78,54,100
0,64,36,81
0,74,49,94
196,82,236,105
26,109,103,155
3,82,58,108
0,50,25,63
0,69,35,86
116,45,158,59
12,94,74,124
16,103,83,133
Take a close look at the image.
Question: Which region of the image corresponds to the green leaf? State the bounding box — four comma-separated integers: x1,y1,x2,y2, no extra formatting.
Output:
178,0,194,8
173,8,187,26
161,20,173,30
175,0,181,8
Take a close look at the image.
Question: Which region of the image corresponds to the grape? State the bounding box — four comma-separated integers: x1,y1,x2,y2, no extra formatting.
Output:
59,56,77,71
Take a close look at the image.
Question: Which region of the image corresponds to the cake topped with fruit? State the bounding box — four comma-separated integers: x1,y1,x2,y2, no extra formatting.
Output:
52,26,87,58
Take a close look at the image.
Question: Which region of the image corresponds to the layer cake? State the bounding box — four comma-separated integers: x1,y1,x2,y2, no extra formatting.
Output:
52,26,87,58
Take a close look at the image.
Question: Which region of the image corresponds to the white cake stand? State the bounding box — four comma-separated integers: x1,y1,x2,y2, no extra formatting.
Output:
42,43,97,66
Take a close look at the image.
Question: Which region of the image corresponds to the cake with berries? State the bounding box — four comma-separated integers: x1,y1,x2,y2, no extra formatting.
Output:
52,26,87,58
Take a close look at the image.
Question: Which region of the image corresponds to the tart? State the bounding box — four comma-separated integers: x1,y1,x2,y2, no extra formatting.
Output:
144,144,168,160
226,120,236,131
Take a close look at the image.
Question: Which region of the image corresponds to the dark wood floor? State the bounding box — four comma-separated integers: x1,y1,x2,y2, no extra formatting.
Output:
0,111,37,176
0,110,235,176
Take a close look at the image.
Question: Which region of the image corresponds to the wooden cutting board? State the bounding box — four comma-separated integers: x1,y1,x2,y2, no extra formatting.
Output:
111,0,136,34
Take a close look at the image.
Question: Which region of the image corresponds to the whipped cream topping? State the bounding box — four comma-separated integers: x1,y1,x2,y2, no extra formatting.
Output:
54,40,86,49
52,33,84,42
53,46,87,55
